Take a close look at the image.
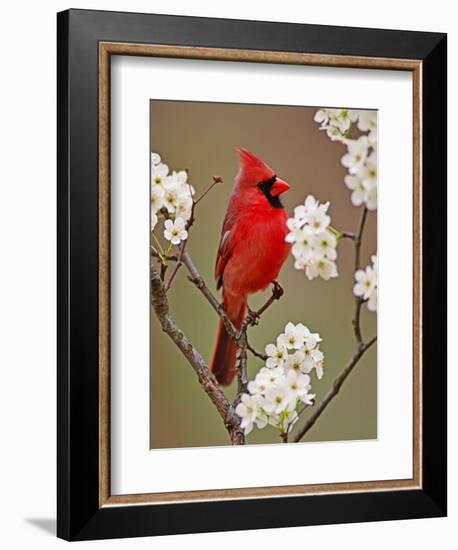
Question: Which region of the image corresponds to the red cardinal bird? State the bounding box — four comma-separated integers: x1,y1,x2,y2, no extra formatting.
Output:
211,147,291,386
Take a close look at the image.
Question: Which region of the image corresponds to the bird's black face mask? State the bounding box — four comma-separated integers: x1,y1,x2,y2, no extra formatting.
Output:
257,175,283,208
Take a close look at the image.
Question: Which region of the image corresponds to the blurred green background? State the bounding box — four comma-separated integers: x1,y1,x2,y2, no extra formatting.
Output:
150,100,377,448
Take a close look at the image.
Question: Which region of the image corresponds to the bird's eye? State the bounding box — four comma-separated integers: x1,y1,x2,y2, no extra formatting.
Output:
257,175,277,190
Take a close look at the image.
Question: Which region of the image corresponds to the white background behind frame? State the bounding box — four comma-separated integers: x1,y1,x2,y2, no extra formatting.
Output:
110,55,413,496
1,1,456,549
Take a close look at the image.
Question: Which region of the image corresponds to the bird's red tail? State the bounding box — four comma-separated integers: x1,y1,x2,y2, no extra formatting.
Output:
210,296,246,386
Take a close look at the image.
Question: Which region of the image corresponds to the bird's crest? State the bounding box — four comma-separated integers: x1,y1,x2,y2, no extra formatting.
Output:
235,147,275,186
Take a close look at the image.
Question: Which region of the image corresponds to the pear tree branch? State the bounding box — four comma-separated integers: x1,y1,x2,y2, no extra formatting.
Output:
293,336,376,442
151,261,245,444
293,205,376,442
352,207,368,348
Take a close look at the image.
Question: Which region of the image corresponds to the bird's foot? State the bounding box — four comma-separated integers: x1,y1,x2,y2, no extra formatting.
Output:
246,306,260,326
272,281,284,300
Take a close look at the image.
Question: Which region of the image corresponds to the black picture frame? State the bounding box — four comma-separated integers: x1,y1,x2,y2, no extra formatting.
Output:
57,8,447,541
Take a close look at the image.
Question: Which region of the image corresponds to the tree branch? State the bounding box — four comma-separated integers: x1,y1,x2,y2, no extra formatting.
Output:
293,205,373,443
181,251,239,340
236,331,249,394
293,336,377,442
353,207,368,348
164,240,186,291
151,261,244,444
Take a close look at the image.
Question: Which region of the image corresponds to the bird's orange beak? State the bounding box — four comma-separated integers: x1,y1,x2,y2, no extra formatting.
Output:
270,178,290,197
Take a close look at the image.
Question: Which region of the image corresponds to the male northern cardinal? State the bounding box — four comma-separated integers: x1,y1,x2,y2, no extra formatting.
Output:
211,147,291,385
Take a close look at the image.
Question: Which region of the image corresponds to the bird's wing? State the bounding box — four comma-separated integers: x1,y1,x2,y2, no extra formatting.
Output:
215,214,238,290
215,229,231,290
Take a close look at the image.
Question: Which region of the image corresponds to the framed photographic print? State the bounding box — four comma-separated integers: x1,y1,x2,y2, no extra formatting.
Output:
57,9,447,541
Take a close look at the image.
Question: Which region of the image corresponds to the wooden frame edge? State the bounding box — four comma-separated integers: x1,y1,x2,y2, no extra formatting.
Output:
100,41,421,70
98,41,423,508
99,42,111,507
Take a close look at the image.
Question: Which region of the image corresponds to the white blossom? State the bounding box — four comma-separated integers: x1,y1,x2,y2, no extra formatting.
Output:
364,184,377,211
353,255,378,313
313,232,337,261
341,136,369,175
368,289,377,312
150,152,197,257
291,229,315,261
314,108,358,141
360,152,377,186
357,152,377,210
263,383,293,416
150,184,165,212
163,184,182,214
151,162,169,188
175,193,193,221
354,266,376,299
314,358,324,380
292,196,330,234
238,323,325,437
367,129,377,151
306,204,331,235
293,195,319,223
286,221,309,245
151,152,161,166
304,330,322,351
235,394,267,435
165,169,195,197
265,339,288,369
248,371,273,395
314,109,330,126
314,108,377,211
305,348,325,379
259,366,286,386
163,217,188,245
287,195,339,281
344,173,366,207
357,111,377,133
151,209,158,231
285,350,307,373
279,322,309,350
306,257,338,281
268,402,299,433
284,370,314,403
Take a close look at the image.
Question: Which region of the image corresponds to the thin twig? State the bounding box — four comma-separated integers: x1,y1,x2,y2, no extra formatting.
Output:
293,336,377,442
352,207,368,348
341,231,356,240
297,402,310,418
194,175,223,205
164,240,186,291
242,281,285,331
247,342,267,361
355,207,368,269
151,247,178,263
